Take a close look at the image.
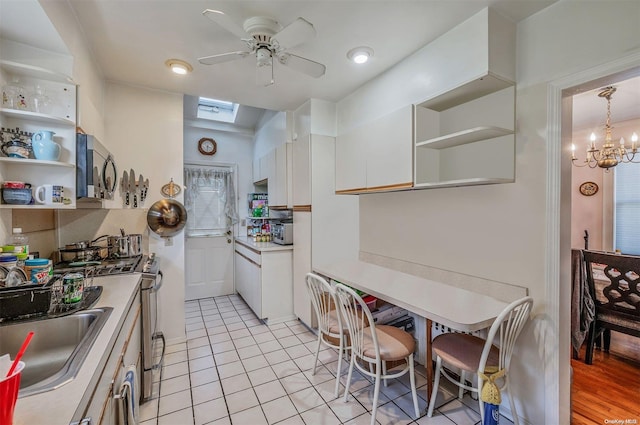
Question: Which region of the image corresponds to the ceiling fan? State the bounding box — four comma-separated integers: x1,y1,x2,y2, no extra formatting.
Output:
198,9,326,86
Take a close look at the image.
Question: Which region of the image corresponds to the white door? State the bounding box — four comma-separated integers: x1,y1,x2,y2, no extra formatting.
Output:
183,165,238,301
185,233,234,300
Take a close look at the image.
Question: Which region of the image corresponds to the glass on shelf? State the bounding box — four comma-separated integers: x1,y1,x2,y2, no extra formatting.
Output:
2,77,28,110
30,85,53,114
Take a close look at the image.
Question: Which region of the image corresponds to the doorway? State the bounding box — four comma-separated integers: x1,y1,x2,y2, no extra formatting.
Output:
184,164,238,300
559,65,640,423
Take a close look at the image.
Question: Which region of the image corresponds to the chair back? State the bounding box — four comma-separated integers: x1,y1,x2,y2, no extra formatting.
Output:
480,296,533,372
334,283,378,362
582,250,640,327
306,273,341,338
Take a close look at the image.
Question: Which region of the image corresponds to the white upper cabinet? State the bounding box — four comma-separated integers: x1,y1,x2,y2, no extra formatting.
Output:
0,60,77,209
335,126,366,192
253,149,274,184
336,105,413,193
366,106,413,190
270,143,290,208
334,8,515,194
253,143,291,209
292,134,311,206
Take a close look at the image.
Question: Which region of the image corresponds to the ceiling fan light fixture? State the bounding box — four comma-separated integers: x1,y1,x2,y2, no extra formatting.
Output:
256,47,273,67
165,59,193,75
347,46,374,64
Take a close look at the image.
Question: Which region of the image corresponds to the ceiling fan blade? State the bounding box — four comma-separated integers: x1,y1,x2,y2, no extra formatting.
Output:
271,17,316,51
198,51,251,65
202,9,249,39
278,53,326,78
256,62,274,87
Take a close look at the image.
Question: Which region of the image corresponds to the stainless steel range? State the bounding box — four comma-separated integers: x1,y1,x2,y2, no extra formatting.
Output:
52,253,164,402
140,253,164,401
53,255,144,277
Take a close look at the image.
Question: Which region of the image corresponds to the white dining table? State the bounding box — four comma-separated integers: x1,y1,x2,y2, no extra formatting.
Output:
314,259,509,397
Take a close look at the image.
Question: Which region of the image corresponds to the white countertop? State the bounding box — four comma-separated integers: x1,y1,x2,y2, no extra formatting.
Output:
235,236,293,252
13,273,141,425
314,260,508,332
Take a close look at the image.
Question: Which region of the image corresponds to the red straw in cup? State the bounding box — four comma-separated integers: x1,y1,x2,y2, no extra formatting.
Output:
6,331,34,378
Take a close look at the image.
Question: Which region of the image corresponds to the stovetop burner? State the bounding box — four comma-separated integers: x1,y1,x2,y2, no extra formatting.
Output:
53,255,144,277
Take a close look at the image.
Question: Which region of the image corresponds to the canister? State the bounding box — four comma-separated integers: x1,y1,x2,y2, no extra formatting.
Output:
62,272,84,304
24,258,52,284
0,255,17,269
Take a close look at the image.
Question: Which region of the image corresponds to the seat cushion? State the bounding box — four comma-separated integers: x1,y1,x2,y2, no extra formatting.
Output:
327,309,348,334
362,325,415,362
432,333,499,373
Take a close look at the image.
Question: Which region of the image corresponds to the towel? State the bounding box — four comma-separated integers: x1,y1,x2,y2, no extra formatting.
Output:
118,364,139,425
571,249,595,353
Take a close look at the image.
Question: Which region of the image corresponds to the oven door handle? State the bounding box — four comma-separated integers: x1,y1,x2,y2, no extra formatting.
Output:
151,270,163,293
151,331,166,371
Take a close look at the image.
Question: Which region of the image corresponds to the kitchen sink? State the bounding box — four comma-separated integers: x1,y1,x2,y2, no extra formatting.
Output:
0,307,112,397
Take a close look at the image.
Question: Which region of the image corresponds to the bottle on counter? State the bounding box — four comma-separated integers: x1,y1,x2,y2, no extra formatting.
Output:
9,228,29,255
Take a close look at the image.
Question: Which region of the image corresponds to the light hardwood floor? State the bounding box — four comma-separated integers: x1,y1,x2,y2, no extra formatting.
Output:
571,332,640,425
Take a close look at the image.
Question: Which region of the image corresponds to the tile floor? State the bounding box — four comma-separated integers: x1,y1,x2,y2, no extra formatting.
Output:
140,294,514,425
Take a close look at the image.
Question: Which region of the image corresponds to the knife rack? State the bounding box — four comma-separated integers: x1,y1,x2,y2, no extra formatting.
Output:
120,169,149,208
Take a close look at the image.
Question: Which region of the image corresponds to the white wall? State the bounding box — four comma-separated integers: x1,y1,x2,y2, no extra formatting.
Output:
518,3,639,421
337,8,514,133
333,2,640,424
253,110,288,160
104,82,186,345
183,120,255,236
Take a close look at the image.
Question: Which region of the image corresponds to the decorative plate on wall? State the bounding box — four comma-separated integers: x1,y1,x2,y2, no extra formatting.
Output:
579,181,599,196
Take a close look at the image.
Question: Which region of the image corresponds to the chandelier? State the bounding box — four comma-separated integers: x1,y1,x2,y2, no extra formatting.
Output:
571,86,639,170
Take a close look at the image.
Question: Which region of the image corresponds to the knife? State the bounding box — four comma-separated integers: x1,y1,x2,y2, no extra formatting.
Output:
129,168,137,208
92,166,101,199
142,178,149,203
122,170,129,205
138,174,144,204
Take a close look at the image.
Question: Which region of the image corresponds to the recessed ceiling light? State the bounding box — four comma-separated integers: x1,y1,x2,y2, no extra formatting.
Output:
347,47,374,64
165,59,193,75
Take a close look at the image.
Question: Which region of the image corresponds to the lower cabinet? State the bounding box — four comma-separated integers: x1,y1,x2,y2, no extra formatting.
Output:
234,242,294,323
76,288,142,425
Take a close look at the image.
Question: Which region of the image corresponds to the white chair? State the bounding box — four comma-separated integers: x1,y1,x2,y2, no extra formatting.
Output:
305,273,350,398
334,283,420,425
426,296,533,425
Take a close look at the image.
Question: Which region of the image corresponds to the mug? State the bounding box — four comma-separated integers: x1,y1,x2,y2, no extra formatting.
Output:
34,184,64,205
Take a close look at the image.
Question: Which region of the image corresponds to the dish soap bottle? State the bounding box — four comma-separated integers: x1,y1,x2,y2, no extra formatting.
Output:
10,227,29,255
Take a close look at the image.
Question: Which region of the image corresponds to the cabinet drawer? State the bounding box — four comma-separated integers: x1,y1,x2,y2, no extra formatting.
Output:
78,301,140,424
234,242,262,266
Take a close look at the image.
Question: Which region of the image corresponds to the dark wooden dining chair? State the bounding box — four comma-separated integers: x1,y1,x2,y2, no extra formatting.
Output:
582,250,640,364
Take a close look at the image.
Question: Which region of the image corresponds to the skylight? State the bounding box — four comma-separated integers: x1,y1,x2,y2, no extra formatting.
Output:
197,97,239,123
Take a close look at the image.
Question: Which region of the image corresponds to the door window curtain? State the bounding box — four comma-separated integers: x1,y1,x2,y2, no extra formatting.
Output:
614,163,640,255
184,167,238,237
